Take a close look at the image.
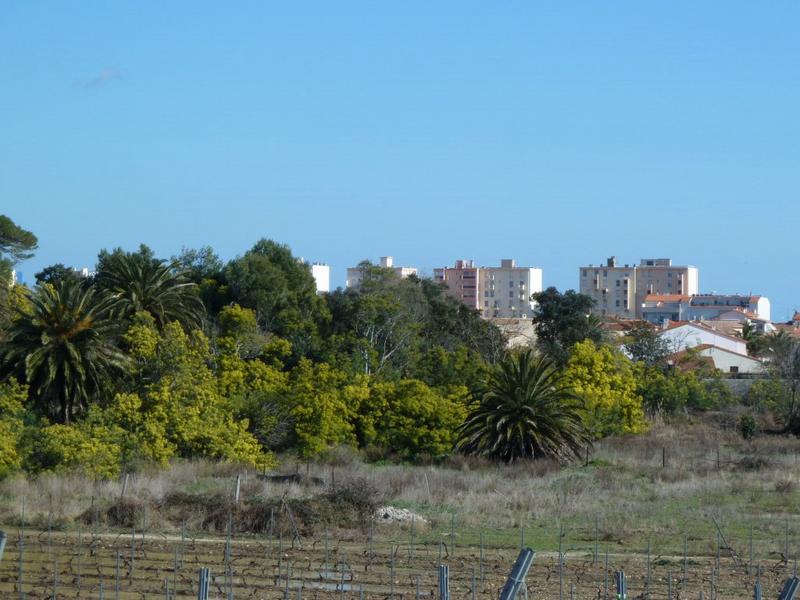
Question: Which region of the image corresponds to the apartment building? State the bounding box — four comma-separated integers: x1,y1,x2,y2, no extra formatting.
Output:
432,259,480,310
346,256,417,289
641,293,771,324
579,257,698,318
309,263,330,294
434,258,543,319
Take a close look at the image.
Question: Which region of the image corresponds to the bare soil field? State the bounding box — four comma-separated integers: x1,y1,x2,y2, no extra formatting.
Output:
0,525,795,599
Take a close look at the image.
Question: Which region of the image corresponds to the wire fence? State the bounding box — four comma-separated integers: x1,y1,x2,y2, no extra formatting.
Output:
1,499,799,599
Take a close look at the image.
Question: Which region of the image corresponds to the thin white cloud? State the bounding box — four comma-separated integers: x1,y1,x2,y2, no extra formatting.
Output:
76,68,122,90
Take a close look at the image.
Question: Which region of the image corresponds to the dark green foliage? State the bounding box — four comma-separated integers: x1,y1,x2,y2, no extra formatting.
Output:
0,215,37,328
35,263,84,287
636,366,734,416
96,245,203,330
1,278,130,423
225,239,329,358
739,414,757,440
173,246,231,319
531,287,603,365
323,268,504,384
457,350,591,463
0,214,38,264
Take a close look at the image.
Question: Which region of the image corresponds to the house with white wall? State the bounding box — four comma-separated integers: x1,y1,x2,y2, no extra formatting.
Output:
657,321,748,356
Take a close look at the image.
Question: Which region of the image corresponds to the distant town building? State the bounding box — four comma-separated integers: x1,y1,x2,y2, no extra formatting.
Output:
658,321,748,356
642,293,771,324
432,260,480,310
346,256,417,289
479,259,542,319
667,343,765,375
579,257,698,318
434,258,543,319
309,263,330,294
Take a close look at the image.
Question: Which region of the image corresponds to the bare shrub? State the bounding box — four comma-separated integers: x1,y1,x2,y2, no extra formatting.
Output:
736,455,774,471
775,479,796,495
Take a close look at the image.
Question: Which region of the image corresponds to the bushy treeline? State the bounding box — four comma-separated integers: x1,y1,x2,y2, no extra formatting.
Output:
0,239,509,477
1,216,794,477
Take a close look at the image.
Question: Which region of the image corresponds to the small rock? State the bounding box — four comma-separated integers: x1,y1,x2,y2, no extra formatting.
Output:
375,506,428,525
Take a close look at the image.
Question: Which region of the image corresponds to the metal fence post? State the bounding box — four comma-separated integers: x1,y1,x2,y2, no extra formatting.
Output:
778,576,800,600
197,567,211,600
498,548,535,600
438,564,450,600
614,570,627,600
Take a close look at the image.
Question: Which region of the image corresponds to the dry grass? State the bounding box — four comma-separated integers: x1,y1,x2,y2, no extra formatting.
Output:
2,415,800,552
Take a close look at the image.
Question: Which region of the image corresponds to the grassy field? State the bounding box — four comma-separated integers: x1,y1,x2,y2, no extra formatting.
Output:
1,415,800,597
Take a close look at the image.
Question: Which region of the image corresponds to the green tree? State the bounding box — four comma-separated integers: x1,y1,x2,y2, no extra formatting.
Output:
764,336,800,433
0,380,31,479
2,279,130,423
635,366,723,415
623,321,672,367
324,270,503,381
563,340,647,437
279,359,367,458
225,239,328,358
35,263,84,287
457,350,591,463
357,380,468,461
97,247,204,330
123,315,272,467
531,287,604,365
0,215,37,328
173,246,230,319
0,214,38,275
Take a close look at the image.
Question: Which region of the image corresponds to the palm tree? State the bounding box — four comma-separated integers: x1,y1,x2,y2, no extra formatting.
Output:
456,350,590,463
98,254,203,330
1,279,130,423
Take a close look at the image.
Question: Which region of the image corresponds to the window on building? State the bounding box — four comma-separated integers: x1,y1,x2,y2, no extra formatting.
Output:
484,291,488,297
730,366,739,374
583,270,587,277
484,301,488,307
509,281,514,288
616,300,620,307
616,280,620,287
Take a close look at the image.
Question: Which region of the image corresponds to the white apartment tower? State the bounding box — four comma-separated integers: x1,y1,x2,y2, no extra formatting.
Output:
480,259,543,319
309,263,330,294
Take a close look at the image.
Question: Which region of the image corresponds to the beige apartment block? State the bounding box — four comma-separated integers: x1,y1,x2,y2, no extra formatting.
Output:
436,258,542,319
579,257,698,318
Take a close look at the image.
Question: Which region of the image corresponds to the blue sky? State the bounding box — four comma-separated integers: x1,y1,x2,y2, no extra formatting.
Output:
2,2,799,319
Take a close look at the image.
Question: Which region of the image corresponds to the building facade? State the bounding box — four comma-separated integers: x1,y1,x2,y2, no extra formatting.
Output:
641,293,771,325
309,263,330,294
346,256,418,289
432,260,480,310
579,257,699,318
434,258,543,319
